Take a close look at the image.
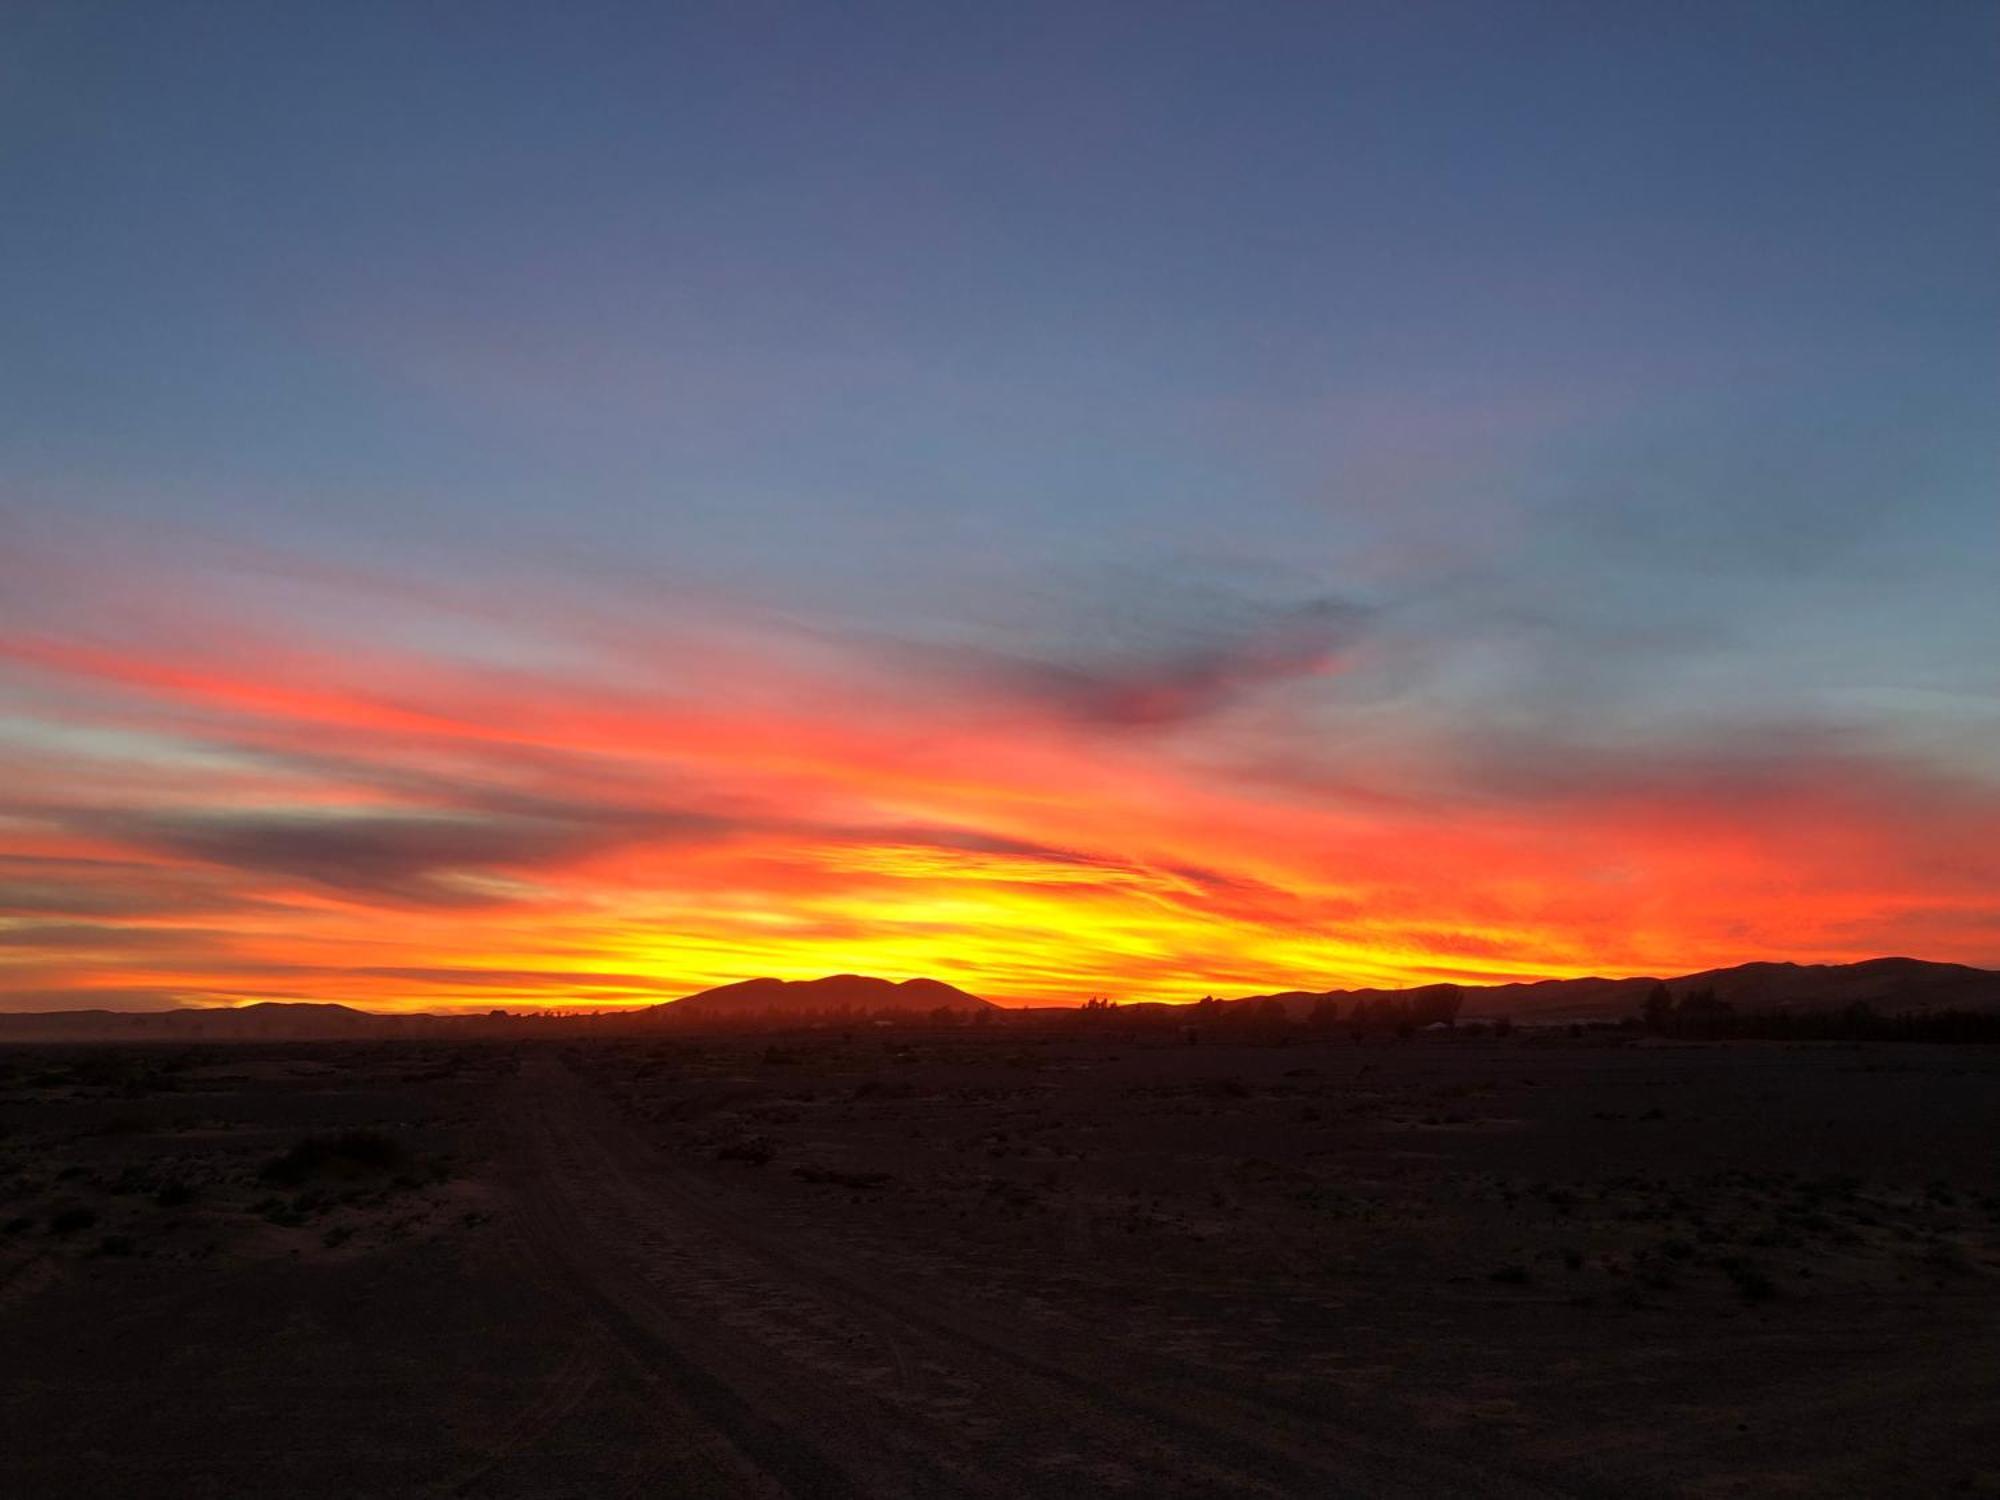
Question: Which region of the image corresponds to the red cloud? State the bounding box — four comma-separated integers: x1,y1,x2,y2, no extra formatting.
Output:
2,572,1995,1011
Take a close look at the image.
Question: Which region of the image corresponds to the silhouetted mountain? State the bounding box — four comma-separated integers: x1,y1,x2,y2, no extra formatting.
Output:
4,958,1992,1041
654,974,994,1019
0,1001,400,1042
1668,957,2000,1010
1236,957,2000,1022
0,979,995,1040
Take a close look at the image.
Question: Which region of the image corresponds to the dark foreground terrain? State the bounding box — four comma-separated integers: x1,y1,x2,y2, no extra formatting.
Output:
2,1031,1996,1497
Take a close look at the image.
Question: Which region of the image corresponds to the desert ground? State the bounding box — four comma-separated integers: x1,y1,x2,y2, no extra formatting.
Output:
2,1029,1996,1497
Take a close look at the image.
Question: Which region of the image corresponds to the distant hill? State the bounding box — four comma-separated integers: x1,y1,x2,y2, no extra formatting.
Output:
0,978,995,1041
1236,957,2000,1022
653,974,994,1020
0,1001,401,1042
4,958,1992,1041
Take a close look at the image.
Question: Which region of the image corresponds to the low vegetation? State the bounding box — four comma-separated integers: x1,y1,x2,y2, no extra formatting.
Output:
260,1130,409,1187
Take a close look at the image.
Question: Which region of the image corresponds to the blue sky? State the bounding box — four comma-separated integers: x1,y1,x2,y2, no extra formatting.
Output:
1,3,1996,1006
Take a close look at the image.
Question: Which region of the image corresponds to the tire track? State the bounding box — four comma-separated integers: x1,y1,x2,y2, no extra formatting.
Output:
494,1055,1579,1498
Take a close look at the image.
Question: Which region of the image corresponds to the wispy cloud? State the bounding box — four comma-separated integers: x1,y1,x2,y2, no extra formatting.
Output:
900,596,1368,730
1,536,1995,1010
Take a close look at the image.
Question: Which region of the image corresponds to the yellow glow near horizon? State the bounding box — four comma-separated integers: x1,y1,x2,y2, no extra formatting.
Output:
3,621,1994,1014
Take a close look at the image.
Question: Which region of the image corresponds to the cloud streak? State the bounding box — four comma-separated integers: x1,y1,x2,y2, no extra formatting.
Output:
910,595,1371,729
1,538,1995,1011
65,807,731,906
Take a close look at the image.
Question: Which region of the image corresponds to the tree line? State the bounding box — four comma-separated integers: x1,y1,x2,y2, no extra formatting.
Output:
1638,983,2000,1042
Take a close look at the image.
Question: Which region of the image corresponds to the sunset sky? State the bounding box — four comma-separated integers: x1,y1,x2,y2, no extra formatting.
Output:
3,4,1996,1011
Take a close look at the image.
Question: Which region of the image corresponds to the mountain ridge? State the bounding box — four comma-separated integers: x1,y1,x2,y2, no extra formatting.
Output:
652,973,996,1018
0,958,1994,1039
1233,956,2000,1021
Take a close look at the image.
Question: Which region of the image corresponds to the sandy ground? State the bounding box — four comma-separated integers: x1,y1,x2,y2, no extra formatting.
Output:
1,1031,1996,1496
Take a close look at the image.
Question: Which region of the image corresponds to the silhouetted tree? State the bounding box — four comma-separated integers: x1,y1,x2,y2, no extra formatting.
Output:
1677,986,1730,1021
1409,985,1463,1028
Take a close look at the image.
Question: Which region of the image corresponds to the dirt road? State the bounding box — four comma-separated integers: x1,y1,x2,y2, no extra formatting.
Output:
494,1053,1572,1498
12,1037,1989,1495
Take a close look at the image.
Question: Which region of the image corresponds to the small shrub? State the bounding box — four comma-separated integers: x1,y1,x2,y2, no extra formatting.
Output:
261,1131,408,1187
793,1167,892,1189
1921,1241,1972,1277
1719,1257,1778,1302
49,1206,97,1236
715,1136,774,1166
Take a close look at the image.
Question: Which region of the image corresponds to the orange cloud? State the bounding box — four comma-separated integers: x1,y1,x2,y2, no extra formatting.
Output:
2,584,1996,1012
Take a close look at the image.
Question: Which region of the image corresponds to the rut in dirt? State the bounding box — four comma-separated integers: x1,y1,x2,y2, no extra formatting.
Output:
494,1055,1573,1499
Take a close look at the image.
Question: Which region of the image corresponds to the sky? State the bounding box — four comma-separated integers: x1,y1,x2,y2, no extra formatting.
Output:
2,2,1996,1011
